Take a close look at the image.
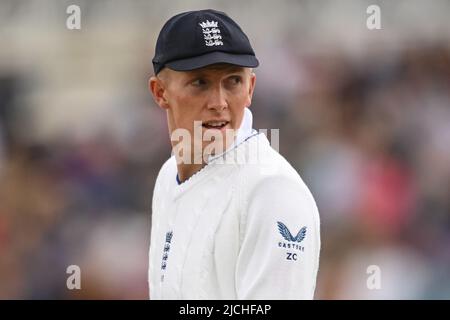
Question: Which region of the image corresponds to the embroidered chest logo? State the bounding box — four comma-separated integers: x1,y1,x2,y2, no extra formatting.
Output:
277,221,306,261
199,20,223,47
160,230,173,282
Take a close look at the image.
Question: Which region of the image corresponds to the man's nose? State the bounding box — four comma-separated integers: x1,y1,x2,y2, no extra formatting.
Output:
207,86,228,112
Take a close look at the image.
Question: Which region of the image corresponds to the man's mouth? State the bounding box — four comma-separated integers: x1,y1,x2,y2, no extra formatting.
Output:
202,120,230,130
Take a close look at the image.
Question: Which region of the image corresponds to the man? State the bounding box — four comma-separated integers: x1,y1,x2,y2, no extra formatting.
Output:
148,9,320,299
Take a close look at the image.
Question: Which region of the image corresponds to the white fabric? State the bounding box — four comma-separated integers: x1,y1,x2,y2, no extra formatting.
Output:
235,107,256,146
148,116,321,300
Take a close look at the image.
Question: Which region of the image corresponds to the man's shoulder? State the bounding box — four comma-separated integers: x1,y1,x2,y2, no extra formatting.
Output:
237,139,320,242
238,135,316,206
240,134,305,187
242,162,313,203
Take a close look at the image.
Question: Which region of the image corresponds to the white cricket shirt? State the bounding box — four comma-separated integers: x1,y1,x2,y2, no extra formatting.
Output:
148,109,321,299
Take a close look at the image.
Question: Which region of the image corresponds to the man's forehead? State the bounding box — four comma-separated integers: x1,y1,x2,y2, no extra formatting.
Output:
157,64,250,82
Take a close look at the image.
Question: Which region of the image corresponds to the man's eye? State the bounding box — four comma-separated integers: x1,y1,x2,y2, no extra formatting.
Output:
191,79,206,86
229,76,242,84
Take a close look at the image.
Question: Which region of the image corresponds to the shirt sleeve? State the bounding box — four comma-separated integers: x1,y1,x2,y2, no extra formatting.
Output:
235,175,321,299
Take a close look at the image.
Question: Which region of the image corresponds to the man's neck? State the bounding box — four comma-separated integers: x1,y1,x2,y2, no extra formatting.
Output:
176,162,206,184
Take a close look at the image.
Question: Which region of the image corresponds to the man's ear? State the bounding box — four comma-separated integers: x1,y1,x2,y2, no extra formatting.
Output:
149,76,170,109
247,72,256,107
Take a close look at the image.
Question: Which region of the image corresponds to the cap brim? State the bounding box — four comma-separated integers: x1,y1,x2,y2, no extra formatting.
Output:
165,51,259,71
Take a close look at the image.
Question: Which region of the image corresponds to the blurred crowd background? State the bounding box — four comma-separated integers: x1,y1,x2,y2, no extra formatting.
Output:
1,0,449,299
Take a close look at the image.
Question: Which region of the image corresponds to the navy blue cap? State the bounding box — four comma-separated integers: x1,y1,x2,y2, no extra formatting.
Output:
152,9,259,75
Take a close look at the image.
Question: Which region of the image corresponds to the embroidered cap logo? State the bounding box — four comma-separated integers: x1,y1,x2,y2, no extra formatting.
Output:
199,20,223,47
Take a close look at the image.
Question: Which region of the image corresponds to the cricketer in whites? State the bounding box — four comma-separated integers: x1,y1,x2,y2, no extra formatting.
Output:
148,9,321,300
